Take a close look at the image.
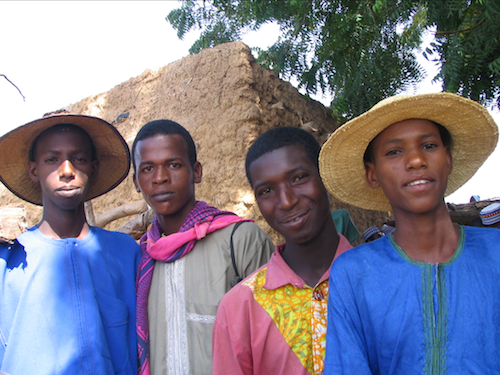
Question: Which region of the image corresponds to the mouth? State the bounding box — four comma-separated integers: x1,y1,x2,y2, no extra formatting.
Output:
279,210,309,228
404,179,432,187
152,191,175,202
56,186,82,197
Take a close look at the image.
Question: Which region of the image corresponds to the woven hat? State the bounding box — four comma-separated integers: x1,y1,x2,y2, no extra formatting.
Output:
319,93,498,211
0,114,130,205
480,203,500,226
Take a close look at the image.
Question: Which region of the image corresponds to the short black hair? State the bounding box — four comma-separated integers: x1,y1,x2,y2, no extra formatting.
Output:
245,126,321,187
363,120,453,165
29,124,96,162
131,119,197,171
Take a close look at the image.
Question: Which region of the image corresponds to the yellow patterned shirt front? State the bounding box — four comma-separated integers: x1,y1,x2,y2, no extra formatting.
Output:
243,265,329,375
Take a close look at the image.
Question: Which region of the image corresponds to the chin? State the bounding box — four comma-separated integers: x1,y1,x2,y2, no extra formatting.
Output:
286,232,316,246
58,202,86,211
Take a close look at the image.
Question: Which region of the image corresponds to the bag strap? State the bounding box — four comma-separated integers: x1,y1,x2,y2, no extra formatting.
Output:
230,221,247,287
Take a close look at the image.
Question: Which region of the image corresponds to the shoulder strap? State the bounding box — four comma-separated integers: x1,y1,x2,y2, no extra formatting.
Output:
230,221,247,287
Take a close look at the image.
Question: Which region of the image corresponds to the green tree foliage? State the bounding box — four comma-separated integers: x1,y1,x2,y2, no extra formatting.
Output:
425,1,500,110
167,0,500,118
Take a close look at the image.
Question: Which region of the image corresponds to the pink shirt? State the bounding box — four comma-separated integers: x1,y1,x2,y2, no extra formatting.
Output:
212,235,352,375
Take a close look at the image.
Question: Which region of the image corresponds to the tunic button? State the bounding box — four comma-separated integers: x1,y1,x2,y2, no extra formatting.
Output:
314,290,324,301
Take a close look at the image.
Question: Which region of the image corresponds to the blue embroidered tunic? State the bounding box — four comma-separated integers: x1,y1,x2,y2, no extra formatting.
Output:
324,226,500,375
0,226,141,375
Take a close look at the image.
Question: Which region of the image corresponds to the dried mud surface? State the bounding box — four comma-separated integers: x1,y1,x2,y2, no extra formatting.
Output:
0,42,390,244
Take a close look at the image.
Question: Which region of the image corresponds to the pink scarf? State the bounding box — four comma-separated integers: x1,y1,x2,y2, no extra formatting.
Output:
136,201,246,375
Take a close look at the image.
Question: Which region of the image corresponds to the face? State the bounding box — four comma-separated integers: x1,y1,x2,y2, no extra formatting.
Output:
365,119,452,216
28,127,97,211
133,134,202,223
249,145,331,245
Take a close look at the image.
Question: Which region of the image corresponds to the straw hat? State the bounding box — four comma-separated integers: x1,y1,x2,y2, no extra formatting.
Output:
319,93,498,212
0,114,130,205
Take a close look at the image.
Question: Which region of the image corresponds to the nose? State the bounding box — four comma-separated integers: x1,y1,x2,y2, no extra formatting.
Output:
406,147,427,170
278,185,299,211
59,160,76,179
152,166,169,184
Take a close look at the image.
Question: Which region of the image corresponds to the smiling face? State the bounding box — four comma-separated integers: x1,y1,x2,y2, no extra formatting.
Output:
249,144,331,245
365,119,452,217
133,134,202,233
28,126,97,212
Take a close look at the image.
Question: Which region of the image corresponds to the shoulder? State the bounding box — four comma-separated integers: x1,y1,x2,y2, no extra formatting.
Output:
335,236,393,264
231,221,271,241
233,221,266,234
461,225,500,254
462,225,500,240
91,227,141,252
219,264,268,307
92,226,137,241
331,236,397,280
16,226,40,244
205,220,271,244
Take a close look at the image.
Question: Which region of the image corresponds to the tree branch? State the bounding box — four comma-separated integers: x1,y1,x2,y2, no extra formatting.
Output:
115,208,154,240
435,18,485,36
95,200,148,228
0,74,25,101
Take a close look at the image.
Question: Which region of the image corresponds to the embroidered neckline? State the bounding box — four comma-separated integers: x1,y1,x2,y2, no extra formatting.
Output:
389,226,465,267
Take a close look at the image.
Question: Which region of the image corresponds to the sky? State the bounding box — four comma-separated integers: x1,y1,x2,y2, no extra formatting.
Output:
1,1,499,205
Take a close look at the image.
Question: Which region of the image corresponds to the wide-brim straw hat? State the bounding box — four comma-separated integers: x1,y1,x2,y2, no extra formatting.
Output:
319,92,498,212
0,114,130,205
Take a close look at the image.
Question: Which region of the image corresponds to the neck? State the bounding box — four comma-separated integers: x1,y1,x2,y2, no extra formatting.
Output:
157,199,198,236
392,202,459,263
38,203,89,239
281,216,339,287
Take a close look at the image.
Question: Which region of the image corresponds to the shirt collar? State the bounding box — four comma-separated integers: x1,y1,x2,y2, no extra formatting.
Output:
263,234,352,290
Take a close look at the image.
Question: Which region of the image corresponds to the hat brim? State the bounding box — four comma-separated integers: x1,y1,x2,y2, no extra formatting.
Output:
319,93,498,212
0,114,130,205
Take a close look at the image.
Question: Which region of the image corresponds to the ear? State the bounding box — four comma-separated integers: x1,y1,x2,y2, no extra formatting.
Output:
91,160,99,181
193,161,203,184
28,161,39,183
445,147,453,175
133,173,141,193
365,162,380,189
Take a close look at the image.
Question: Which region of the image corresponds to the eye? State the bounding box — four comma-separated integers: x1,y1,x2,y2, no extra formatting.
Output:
293,173,307,182
423,142,438,150
73,157,87,163
385,149,400,156
170,163,181,169
44,157,57,163
258,187,272,196
141,166,153,173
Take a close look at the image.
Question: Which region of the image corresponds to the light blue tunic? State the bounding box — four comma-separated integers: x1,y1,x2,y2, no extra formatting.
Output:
0,226,141,375
325,226,500,375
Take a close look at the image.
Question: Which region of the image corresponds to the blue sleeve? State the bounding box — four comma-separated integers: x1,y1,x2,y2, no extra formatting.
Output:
324,259,373,375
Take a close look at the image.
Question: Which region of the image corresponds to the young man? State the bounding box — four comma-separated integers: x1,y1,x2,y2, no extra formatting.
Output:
0,114,141,374
212,127,352,375
132,119,273,375
319,93,500,374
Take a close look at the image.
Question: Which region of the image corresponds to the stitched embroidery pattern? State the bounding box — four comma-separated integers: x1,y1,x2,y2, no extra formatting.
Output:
163,257,190,375
186,313,216,324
